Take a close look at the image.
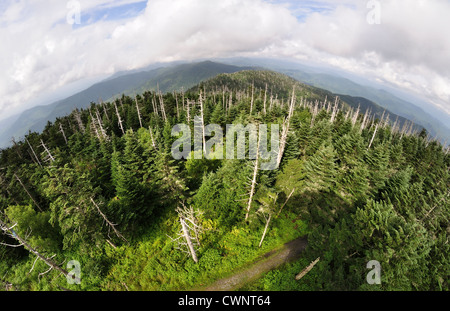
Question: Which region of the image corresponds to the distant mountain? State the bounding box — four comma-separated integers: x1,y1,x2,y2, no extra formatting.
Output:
283,70,450,142
215,57,450,145
0,61,248,148
0,59,439,149
196,69,417,132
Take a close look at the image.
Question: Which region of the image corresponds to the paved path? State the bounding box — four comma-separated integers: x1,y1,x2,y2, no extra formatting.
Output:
201,236,308,291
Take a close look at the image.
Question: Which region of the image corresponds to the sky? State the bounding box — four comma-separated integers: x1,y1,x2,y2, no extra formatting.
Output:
0,0,449,121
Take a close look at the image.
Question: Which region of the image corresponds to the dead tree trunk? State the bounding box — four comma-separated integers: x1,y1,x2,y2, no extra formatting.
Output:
360,108,370,132
14,173,42,212
174,91,180,119
0,218,71,281
149,127,157,150
222,87,226,112
157,84,167,122
59,123,68,145
250,81,254,114
245,125,260,222
199,91,207,155
186,99,191,124
114,101,125,135
95,108,108,140
89,109,100,140
152,93,159,117
277,87,295,168
277,188,295,217
258,214,272,248
101,100,110,123
11,137,23,159
295,257,320,281
135,96,143,128
310,101,319,128
351,104,360,127
180,216,198,263
263,83,268,115
228,92,233,112
330,96,339,123
73,109,85,133
169,204,204,263
26,138,42,167
367,123,379,150
91,198,127,243
40,139,55,163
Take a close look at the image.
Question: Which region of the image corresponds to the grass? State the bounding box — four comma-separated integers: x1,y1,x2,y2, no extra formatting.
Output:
104,210,308,291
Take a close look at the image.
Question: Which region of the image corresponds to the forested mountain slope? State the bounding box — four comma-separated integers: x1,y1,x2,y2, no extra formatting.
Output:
0,61,248,149
0,70,448,291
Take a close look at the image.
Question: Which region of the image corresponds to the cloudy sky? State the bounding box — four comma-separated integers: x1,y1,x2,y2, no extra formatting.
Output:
1,0,449,121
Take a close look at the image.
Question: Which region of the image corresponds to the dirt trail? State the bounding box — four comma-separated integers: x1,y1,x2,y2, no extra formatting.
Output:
199,236,308,291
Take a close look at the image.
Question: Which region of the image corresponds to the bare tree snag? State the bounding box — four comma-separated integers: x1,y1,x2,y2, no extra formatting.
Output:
228,92,233,112
383,113,390,128
181,87,185,111
0,217,71,281
391,116,399,134
11,137,23,159
245,125,260,221
379,110,386,127
152,93,159,117
367,123,379,150
149,126,157,150
40,139,55,163
174,91,180,119
311,101,319,128
59,123,68,145
351,104,360,127
277,188,295,217
89,109,100,140
295,257,320,281
169,204,204,263
14,173,42,212
73,109,85,133
186,99,191,124
26,138,42,167
157,84,167,122
180,216,198,263
222,87,226,111
114,101,125,135
258,214,272,248
330,96,339,123
263,83,268,115
101,100,110,123
135,96,143,128
95,108,108,140
250,81,254,114
277,87,295,168
91,198,128,243
199,91,207,155
360,108,371,132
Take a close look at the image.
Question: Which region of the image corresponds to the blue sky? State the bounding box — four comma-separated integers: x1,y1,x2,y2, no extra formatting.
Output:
72,0,147,29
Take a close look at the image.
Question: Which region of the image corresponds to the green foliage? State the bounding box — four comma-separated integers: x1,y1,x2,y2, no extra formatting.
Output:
0,69,448,292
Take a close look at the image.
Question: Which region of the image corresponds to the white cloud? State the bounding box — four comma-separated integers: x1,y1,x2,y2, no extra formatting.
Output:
0,0,449,120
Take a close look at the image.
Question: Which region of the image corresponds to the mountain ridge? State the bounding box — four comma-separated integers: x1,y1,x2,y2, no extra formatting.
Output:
0,61,248,148
0,60,440,149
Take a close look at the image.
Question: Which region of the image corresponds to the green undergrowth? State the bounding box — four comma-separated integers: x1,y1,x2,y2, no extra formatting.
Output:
238,256,321,291
104,210,307,291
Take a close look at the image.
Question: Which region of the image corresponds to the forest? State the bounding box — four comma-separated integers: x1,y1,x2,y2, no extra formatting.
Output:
0,70,448,291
